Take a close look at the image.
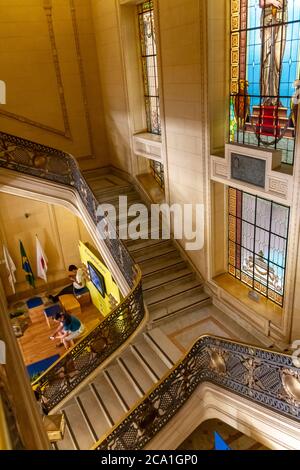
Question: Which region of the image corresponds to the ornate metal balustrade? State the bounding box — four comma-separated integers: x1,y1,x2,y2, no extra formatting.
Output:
94,336,300,450
33,269,144,413
0,131,146,412
0,131,135,287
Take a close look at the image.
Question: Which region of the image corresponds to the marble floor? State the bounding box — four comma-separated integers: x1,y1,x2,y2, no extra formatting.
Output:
160,304,264,354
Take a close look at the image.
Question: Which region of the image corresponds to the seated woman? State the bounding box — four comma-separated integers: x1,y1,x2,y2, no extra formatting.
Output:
50,311,85,350
49,265,87,303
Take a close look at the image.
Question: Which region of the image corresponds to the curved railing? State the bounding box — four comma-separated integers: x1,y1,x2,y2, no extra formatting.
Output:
93,335,300,450
0,131,146,412
32,267,144,413
0,131,135,287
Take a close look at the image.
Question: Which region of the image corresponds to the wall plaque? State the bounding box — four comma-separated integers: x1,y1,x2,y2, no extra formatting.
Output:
231,153,266,188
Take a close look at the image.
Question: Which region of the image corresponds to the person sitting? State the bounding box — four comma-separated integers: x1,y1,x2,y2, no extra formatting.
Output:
50,311,85,350
49,265,87,303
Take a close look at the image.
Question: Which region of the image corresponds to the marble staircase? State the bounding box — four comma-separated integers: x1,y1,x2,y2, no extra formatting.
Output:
52,169,212,449
84,170,211,326
54,328,182,450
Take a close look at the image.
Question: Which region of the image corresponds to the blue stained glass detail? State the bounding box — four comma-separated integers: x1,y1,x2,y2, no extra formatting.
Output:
231,0,300,164
247,0,300,113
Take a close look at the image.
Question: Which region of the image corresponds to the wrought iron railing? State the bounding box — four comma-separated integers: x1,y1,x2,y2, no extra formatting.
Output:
32,268,144,413
0,131,135,287
0,131,146,412
93,336,300,450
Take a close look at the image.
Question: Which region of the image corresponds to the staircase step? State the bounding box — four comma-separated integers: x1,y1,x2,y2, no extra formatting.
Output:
132,241,176,263
91,374,125,423
75,386,111,440
126,238,170,254
117,357,144,398
105,362,140,408
123,227,162,245
134,338,170,378
103,370,130,412
142,263,190,290
94,185,134,201
97,191,143,208
120,349,155,393
140,251,183,276
130,344,159,381
144,328,183,367
149,290,211,324
148,285,205,310
90,383,114,427
62,399,94,450
75,396,99,443
144,275,201,306
56,413,79,450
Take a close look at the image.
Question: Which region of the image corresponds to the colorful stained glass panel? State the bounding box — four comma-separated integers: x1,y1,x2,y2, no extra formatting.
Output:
230,0,300,164
228,187,289,306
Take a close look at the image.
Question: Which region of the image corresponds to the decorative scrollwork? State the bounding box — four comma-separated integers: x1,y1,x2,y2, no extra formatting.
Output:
33,274,144,413
0,131,135,287
94,337,300,450
0,131,145,412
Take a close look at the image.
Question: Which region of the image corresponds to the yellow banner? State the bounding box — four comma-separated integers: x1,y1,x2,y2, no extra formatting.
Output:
79,241,120,317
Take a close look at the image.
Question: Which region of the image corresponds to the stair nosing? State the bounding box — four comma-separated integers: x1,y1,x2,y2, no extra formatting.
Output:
145,283,204,307
142,260,187,280
103,369,130,412
128,239,172,255
151,297,211,323
134,247,177,263
143,271,194,292
141,258,184,277
144,332,175,368
131,344,160,382
62,410,80,450
89,383,114,427
117,357,144,397
75,396,99,443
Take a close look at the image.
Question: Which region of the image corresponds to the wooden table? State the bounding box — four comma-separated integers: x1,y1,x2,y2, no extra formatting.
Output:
59,294,81,316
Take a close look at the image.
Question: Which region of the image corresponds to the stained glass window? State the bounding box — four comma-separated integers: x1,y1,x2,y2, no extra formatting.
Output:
138,0,161,135
230,0,300,164
228,187,290,306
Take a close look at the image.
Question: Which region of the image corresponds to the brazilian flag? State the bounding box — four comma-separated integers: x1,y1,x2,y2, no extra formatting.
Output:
20,241,35,288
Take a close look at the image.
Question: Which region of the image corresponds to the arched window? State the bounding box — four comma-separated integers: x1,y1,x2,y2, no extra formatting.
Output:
230,0,300,165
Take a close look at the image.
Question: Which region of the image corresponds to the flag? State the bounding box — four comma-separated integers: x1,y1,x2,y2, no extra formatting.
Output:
3,245,16,293
19,241,35,288
36,236,48,282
